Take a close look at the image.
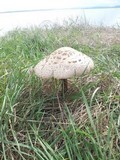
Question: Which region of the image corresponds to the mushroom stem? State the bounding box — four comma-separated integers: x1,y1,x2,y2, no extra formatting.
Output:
61,79,68,94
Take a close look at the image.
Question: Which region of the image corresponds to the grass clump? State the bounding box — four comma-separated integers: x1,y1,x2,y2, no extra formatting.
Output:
0,20,120,160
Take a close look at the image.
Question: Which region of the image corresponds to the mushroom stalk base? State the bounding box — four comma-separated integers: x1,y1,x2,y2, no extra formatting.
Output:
61,79,68,94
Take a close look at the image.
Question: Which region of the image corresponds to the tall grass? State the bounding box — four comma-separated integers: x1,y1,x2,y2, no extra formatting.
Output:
0,21,120,159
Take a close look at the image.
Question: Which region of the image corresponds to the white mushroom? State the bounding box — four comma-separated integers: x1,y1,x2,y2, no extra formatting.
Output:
33,47,94,94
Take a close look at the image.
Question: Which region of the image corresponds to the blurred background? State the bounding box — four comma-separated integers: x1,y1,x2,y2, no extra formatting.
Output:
0,0,120,36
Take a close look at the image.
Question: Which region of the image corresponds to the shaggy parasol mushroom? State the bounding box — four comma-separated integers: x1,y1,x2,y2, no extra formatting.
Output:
33,47,94,94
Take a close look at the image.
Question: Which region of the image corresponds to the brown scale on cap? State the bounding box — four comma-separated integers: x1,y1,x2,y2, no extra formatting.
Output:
72,60,77,63
56,56,61,59
53,61,57,64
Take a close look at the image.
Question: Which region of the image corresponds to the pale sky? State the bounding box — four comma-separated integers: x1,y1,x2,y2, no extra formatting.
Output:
0,0,120,12
0,0,120,36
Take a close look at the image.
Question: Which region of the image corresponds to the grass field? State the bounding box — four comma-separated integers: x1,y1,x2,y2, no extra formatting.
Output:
0,21,120,160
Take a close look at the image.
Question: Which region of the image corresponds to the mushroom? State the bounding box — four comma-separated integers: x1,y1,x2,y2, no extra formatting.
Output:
33,47,94,94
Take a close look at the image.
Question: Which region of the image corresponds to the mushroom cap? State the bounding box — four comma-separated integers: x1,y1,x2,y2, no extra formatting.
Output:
34,47,94,79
